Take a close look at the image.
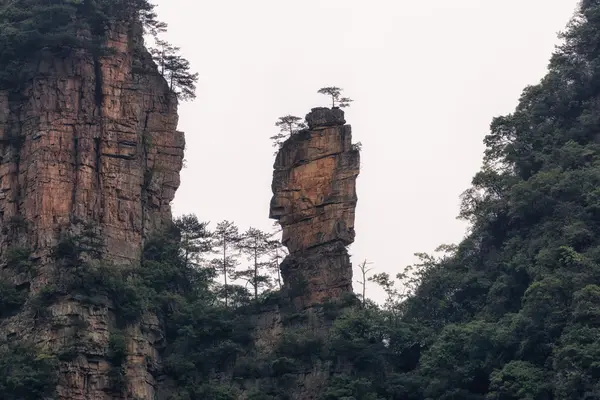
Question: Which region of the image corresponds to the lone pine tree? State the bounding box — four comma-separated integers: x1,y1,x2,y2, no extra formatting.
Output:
317,86,353,108
210,220,241,308
270,115,307,148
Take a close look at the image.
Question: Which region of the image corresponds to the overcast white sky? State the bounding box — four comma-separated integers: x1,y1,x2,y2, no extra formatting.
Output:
156,0,580,302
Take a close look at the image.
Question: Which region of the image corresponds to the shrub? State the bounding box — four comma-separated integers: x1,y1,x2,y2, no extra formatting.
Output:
5,247,34,273
0,281,28,318
0,342,58,400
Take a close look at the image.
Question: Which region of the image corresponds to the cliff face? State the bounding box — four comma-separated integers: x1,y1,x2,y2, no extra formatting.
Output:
0,24,184,400
270,107,360,308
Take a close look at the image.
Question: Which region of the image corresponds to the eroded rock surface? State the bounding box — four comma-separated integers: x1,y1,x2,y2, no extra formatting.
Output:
270,107,360,308
0,24,183,400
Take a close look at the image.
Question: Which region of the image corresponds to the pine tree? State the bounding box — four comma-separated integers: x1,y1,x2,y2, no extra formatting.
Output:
210,220,241,308
149,38,198,101
173,214,212,268
317,86,353,108
234,227,274,301
270,115,307,149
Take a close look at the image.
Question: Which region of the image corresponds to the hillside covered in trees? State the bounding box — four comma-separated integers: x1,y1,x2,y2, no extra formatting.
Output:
2,0,600,399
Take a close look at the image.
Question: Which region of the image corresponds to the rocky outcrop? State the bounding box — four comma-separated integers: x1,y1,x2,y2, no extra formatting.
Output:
0,23,184,400
270,107,360,308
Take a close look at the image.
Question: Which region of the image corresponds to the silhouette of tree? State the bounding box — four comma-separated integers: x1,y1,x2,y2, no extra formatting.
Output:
317,86,353,108
270,115,307,149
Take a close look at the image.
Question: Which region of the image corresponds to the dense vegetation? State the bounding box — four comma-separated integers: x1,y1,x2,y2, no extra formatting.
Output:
340,1,600,398
3,1,600,399
0,218,288,399
0,0,197,99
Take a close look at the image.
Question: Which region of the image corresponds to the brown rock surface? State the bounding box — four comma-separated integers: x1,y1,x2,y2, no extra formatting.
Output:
270,107,360,308
0,24,183,400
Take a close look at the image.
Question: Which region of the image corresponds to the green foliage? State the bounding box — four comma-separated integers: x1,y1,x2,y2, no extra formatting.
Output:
0,280,27,318
242,3,600,399
235,227,278,301
107,330,128,392
29,284,60,321
270,115,307,148
321,375,380,400
0,0,195,100
5,246,34,273
11,3,600,389
317,87,353,108
487,361,552,400
276,329,325,366
341,2,600,399
149,38,198,101
0,342,58,400
36,230,147,325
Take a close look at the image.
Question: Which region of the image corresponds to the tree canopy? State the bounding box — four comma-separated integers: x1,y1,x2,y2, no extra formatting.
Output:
318,86,353,108
3,1,600,399
0,0,197,101
270,115,307,149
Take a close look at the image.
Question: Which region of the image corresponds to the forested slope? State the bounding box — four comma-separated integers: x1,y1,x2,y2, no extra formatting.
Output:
344,1,600,398
2,0,600,399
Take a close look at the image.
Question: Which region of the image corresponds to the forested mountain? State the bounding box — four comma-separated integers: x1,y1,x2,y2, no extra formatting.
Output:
347,1,600,398
1,0,600,399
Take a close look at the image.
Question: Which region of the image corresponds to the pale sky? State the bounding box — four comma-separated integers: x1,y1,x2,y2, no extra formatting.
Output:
157,0,580,302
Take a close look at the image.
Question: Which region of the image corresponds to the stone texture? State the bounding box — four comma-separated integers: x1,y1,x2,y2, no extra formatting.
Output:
270,107,360,308
0,23,183,400
305,107,345,129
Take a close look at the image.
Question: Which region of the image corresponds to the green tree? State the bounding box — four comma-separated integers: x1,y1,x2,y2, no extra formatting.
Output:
211,220,241,308
369,272,399,310
234,227,274,301
270,115,307,148
487,361,552,400
0,343,58,400
0,0,193,96
317,86,353,108
174,214,212,268
150,38,198,101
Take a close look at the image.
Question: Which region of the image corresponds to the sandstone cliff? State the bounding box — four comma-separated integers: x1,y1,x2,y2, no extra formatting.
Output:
0,23,184,399
270,107,360,309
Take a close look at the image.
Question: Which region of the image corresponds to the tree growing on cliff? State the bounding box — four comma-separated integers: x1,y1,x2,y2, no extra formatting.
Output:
149,38,198,101
317,86,353,108
270,115,307,149
0,0,175,91
210,220,241,308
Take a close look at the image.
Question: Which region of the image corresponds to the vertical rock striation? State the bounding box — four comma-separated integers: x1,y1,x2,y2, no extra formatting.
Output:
270,107,360,309
0,23,184,399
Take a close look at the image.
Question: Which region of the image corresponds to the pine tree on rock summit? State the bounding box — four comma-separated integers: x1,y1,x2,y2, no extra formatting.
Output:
317,86,353,108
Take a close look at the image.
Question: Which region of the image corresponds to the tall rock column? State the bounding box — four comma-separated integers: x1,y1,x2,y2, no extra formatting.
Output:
270,107,360,308
0,24,184,400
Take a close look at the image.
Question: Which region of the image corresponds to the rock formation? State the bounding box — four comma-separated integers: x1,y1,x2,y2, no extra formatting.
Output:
270,107,360,308
0,23,184,399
